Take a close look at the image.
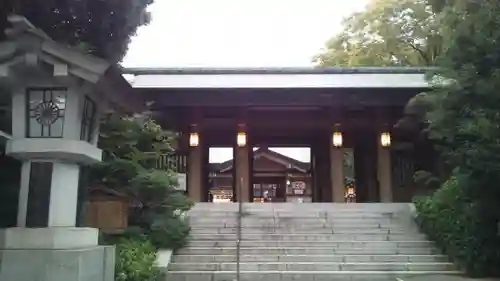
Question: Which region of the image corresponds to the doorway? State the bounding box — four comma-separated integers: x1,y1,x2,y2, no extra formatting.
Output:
252,177,286,202
343,148,356,203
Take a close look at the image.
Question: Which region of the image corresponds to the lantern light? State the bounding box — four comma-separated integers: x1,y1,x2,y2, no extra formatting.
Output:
237,131,247,147
380,132,391,147
189,132,199,147
332,131,343,147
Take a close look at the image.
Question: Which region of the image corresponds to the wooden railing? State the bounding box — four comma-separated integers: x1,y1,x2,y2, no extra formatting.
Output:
144,153,187,173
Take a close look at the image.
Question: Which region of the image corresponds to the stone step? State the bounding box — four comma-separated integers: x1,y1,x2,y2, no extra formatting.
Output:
187,240,434,248
172,254,450,263
190,222,411,229
188,210,404,215
188,215,405,221
189,207,409,211
176,247,440,255
189,227,416,234
190,202,410,209
168,262,456,271
188,211,402,216
188,215,402,220
164,270,462,281
176,203,449,281
189,233,429,241
189,214,400,222
188,209,405,214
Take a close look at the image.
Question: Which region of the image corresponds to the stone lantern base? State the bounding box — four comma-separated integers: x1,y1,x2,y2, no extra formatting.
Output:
0,246,115,281
0,227,114,281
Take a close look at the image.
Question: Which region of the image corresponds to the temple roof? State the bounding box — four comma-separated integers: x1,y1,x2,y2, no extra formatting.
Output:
123,66,435,75
210,147,309,173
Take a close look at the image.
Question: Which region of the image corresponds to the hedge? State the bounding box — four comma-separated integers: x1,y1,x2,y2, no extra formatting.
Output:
414,170,500,277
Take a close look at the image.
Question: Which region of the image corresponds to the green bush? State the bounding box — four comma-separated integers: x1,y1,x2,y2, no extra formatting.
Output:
114,237,162,281
414,170,500,277
148,216,191,250
101,216,191,252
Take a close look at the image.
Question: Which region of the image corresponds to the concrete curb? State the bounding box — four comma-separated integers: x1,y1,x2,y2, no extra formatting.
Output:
156,249,173,272
155,208,190,272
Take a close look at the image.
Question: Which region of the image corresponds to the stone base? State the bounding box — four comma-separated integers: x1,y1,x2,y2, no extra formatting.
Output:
0,245,115,281
0,227,99,249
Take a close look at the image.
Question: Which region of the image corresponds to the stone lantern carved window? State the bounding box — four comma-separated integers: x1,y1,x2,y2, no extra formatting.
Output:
80,96,97,142
26,88,67,138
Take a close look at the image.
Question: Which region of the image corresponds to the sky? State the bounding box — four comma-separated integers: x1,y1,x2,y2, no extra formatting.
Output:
122,0,370,162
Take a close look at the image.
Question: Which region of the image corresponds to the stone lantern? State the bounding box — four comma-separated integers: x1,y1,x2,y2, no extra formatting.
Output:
0,15,143,281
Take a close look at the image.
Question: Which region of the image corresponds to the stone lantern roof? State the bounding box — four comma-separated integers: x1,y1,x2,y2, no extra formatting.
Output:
0,15,144,113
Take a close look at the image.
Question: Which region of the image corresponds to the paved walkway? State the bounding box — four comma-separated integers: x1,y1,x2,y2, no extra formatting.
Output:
399,275,499,281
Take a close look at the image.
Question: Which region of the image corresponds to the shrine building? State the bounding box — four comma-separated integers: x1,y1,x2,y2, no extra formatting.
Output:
124,67,437,203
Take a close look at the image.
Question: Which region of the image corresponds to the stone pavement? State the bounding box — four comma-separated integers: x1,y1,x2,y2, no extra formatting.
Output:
398,275,499,281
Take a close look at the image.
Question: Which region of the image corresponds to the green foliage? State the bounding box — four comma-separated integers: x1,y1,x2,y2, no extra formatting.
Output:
114,237,162,281
149,216,191,250
91,114,176,187
0,0,153,62
419,0,500,212
412,0,500,277
314,0,441,67
91,114,193,250
424,1,500,174
414,170,499,276
413,170,440,189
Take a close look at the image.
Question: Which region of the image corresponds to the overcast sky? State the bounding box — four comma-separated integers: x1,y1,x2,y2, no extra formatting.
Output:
122,0,369,162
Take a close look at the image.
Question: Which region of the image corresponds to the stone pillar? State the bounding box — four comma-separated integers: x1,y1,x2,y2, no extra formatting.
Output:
234,144,251,202
188,143,203,202
377,136,393,202
330,145,345,203
12,161,92,228
16,161,31,227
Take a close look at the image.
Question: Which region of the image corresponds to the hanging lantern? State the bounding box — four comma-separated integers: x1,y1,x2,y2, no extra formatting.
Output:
237,131,247,147
189,132,199,147
380,132,391,147
332,131,343,147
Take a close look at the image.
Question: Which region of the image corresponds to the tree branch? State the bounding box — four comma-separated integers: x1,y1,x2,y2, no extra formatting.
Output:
406,41,431,65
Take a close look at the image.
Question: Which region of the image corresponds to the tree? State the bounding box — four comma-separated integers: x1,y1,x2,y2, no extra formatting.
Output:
0,0,153,62
414,0,500,276
314,0,441,67
90,114,193,249
424,0,500,194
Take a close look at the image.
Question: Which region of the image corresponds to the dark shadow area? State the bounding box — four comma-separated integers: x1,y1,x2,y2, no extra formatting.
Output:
0,147,21,228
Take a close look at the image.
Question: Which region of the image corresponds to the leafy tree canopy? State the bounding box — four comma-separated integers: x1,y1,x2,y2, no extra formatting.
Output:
423,0,500,182
0,0,153,62
413,1,500,275
314,0,441,67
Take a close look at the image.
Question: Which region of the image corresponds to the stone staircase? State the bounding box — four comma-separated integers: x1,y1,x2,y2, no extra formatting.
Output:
166,203,461,281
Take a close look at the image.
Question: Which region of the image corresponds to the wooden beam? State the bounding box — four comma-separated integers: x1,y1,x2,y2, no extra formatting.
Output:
147,88,422,108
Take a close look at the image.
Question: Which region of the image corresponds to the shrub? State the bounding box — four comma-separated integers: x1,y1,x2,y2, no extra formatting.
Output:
414,169,500,277
114,237,162,281
148,216,191,250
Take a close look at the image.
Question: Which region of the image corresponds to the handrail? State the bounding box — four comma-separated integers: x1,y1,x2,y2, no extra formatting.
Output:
235,177,243,281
